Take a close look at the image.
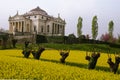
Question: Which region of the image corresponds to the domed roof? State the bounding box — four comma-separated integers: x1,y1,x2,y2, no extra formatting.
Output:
24,6,48,16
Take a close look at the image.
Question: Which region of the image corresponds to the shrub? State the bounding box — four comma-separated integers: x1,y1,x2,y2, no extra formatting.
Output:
12,39,17,48
36,35,47,44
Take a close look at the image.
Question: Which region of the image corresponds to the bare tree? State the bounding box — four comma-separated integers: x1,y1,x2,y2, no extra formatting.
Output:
107,53,120,74
59,50,70,63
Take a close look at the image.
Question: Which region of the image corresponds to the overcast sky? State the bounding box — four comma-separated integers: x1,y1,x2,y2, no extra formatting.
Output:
0,0,120,39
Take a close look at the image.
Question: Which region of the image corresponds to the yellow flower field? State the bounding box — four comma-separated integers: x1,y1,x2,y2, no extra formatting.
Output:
0,49,120,79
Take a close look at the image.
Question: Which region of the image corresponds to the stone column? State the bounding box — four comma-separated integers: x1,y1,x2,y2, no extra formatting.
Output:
57,24,59,34
17,22,19,31
54,24,56,34
52,23,54,34
14,22,17,31
10,22,12,32
56,24,57,34
30,21,33,33
53,24,55,34
13,22,15,35
52,24,53,34
28,24,30,32
56,24,58,34
18,22,20,32
29,23,30,32
9,22,11,33
19,22,21,32
27,24,29,32
63,25,65,36
16,22,18,32
58,24,59,34
11,22,13,32
23,21,26,32
22,21,24,32
21,21,23,32
16,22,17,31
12,22,14,32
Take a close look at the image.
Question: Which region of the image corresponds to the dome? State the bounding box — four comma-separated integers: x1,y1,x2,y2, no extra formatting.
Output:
24,6,48,16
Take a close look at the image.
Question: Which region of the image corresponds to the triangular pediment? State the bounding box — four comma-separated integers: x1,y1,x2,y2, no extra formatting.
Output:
9,14,26,21
13,15,25,20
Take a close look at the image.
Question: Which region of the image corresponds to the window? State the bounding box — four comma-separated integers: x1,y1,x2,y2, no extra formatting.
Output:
34,16,36,18
34,26,36,32
42,16,43,19
47,25,49,32
41,26,44,32
28,16,30,18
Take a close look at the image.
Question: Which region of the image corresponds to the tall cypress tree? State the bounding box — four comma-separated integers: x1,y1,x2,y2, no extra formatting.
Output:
108,20,114,38
77,17,83,37
92,16,98,40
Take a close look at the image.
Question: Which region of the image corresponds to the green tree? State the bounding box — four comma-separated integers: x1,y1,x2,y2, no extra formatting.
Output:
0,33,8,49
92,16,98,40
77,17,83,37
67,34,76,44
108,20,114,38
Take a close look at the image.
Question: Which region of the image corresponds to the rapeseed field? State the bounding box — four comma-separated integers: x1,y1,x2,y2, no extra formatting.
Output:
0,49,120,80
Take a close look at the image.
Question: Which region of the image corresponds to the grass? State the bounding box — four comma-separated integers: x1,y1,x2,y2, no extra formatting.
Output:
0,49,120,79
1,43,120,54
34,43,120,53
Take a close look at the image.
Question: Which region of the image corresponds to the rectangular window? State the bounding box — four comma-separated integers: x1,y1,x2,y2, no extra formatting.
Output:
41,26,43,32
42,16,43,19
34,26,36,32
47,25,49,32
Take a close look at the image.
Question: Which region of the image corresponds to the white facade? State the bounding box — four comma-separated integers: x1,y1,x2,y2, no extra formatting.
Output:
9,6,66,36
